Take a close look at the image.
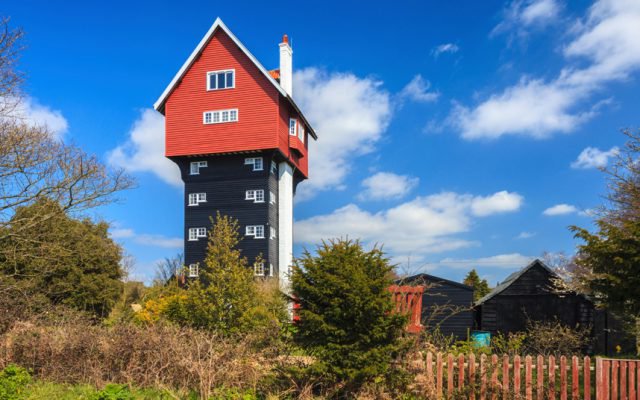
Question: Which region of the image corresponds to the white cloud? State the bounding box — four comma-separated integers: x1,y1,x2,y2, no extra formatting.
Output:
492,0,562,37
516,231,536,239
358,172,419,201
4,96,69,140
543,203,579,216
110,226,183,249
453,0,640,140
399,75,440,103
108,109,181,187
432,43,460,57
571,146,619,169
293,68,392,200
295,190,523,259
470,190,524,216
434,253,535,269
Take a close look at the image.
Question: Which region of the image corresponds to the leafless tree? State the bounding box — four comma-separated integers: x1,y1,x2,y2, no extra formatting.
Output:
154,253,184,284
0,17,24,116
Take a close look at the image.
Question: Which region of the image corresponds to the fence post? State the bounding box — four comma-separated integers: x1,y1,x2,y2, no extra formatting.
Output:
597,358,603,400
426,352,434,391
481,354,487,400
621,361,627,400
503,355,510,400
584,356,591,400
549,356,556,400
459,353,465,391
538,355,545,400
470,353,476,400
572,356,579,400
515,355,522,398
448,353,454,398
526,355,533,400
604,360,610,400
561,356,568,400
491,354,499,400
437,352,443,399
612,361,619,400
629,360,636,400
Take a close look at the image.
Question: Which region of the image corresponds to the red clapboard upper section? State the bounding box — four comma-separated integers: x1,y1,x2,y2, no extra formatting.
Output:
155,19,315,178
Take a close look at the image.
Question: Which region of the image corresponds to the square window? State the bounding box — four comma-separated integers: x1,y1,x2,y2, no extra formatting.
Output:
204,112,212,124
270,226,276,239
254,262,265,276
221,111,229,122
270,191,276,204
188,264,199,278
190,161,207,175
270,161,277,175
188,228,198,241
229,109,238,121
255,190,264,203
253,158,263,171
207,70,235,90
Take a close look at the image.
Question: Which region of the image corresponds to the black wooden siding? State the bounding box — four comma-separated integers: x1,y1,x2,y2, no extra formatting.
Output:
402,274,474,340
174,152,279,273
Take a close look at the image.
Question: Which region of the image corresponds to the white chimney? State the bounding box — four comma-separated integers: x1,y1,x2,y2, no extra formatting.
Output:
279,34,293,97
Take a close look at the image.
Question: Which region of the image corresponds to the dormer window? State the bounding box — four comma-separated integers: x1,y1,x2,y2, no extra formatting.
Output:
289,118,297,136
207,70,235,90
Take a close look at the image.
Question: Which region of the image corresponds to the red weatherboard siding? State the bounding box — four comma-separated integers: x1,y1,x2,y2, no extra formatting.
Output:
164,28,309,178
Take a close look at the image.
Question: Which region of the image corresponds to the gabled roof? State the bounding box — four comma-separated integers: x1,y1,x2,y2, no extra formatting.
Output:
153,18,317,140
475,259,556,305
399,273,474,291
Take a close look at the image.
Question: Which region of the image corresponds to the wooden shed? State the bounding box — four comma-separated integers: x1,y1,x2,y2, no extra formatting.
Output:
474,259,633,355
402,274,474,340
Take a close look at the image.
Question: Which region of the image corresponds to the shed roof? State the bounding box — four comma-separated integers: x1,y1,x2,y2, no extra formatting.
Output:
474,259,557,305
400,273,474,291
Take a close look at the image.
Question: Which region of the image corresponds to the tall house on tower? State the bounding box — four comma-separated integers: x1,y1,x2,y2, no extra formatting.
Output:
154,18,316,289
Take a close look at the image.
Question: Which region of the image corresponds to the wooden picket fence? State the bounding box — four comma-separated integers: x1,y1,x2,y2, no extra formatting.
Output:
422,353,640,399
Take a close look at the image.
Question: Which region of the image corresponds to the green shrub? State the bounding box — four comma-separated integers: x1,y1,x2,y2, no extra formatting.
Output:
92,384,134,400
0,365,31,400
291,239,407,387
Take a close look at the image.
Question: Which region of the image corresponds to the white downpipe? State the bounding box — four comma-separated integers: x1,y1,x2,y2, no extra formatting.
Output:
277,162,294,295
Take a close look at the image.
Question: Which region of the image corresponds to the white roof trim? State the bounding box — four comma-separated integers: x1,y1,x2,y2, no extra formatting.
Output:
154,18,287,113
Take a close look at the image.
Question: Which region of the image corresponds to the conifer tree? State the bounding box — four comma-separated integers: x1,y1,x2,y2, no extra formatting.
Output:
291,239,407,384
463,269,491,301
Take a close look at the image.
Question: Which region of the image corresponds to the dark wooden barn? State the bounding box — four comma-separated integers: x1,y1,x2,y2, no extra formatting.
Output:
475,259,633,355
402,274,474,340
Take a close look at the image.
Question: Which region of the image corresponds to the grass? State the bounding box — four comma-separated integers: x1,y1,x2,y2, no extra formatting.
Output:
12,381,183,400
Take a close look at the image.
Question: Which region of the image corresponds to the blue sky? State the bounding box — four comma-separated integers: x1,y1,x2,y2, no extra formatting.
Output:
5,0,639,285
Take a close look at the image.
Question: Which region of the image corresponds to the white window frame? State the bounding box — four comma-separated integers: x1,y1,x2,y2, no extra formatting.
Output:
270,191,276,204
190,161,207,175
245,189,264,203
254,262,265,276
270,160,277,175
269,264,274,277
299,125,305,143
245,225,265,239
207,69,235,91
244,157,263,171
289,118,297,136
188,264,199,278
188,227,207,241
203,108,238,125
188,192,207,206
270,226,276,239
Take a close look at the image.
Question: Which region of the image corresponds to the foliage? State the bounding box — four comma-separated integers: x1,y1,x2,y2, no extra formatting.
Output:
523,319,590,356
0,365,31,400
136,213,287,337
0,199,124,320
463,269,491,301
92,384,135,400
291,239,408,386
572,129,640,322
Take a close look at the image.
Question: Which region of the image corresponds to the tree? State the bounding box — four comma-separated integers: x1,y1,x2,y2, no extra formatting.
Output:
154,253,184,284
0,18,133,255
291,239,407,385
572,129,640,321
161,213,277,334
0,199,124,319
463,269,491,301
